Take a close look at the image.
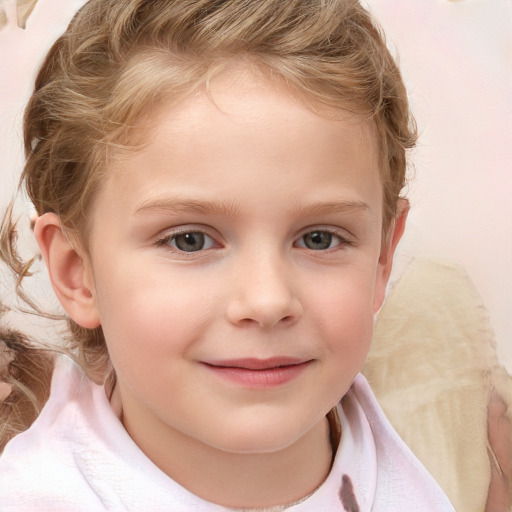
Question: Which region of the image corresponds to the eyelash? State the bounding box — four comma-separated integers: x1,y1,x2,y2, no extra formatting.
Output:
155,227,353,254
155,228,219,254
295,228,352,251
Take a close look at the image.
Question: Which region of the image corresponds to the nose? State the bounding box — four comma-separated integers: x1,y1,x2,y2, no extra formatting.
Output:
225,251,303,329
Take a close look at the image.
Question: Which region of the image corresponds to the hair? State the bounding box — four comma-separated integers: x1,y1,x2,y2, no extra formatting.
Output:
0,0,417,449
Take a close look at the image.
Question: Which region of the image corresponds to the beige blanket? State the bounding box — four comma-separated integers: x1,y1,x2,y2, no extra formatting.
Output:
364,257,512,512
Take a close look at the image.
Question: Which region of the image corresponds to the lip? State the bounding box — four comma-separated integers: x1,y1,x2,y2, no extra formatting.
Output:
201,357,312,388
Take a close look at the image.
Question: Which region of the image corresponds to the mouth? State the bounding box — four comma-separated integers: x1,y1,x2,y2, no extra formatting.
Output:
201,357,313,388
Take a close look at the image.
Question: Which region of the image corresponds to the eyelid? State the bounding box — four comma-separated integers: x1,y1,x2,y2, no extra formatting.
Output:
296,226,353,241
155,225,222,252
294,226,354,250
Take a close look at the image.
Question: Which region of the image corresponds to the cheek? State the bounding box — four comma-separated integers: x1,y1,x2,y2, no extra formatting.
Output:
92,265,214,371
308,269,376,360
301,275,375,418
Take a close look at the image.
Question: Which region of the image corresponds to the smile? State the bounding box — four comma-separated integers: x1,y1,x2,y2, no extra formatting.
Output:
201,357,312,388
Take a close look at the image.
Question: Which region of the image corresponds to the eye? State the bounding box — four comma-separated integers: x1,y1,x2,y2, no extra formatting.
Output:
159,231,216,252
297,230,344,251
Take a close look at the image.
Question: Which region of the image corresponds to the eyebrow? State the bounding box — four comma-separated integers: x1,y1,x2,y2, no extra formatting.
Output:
289,200,370,217
134,197,370,218
134,198,243,217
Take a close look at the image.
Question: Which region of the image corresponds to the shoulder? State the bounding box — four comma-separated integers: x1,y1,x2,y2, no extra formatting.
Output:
0,357,110,510
0,440,104,511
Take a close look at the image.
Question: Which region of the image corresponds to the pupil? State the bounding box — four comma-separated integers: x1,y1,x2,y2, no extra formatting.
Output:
305,231,332,250
175,232,205,252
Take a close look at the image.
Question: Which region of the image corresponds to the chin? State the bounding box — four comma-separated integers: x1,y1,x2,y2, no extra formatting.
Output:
207,418,310,455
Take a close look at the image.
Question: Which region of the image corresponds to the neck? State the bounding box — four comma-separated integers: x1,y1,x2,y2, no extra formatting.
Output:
122,409,333,508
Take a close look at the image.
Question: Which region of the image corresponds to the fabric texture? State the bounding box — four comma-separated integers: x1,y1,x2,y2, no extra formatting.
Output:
0,356,453,511
364,256,512,512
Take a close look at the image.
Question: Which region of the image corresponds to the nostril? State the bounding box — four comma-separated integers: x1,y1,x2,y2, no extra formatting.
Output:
237,317,259,328
237,315,294,327
228,311,299,329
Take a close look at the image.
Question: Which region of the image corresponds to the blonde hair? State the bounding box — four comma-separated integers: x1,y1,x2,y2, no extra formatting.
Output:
0,0,416,449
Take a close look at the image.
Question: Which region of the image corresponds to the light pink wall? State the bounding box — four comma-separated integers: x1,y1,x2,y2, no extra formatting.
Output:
0,0,87,209
364,0,512,371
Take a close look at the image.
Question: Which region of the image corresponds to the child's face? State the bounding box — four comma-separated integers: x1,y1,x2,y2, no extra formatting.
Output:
63,70,402,455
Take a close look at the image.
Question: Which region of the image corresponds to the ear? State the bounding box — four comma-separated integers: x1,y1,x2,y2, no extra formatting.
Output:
34,213,101,329
372,199,409,313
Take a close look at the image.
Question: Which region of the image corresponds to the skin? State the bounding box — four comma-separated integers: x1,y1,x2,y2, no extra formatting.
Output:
35,68,407,508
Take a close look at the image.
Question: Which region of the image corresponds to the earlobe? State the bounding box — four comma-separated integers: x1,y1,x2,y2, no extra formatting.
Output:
372,199,409,313
34,213,100,329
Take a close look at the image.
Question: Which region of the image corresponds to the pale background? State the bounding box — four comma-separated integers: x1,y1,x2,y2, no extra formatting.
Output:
1,0,511,371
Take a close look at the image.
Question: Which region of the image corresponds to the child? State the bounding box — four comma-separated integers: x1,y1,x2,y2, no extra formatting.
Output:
0,0,455,510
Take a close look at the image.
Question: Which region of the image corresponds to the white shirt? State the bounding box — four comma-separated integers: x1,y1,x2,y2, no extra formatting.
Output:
0,357,454,511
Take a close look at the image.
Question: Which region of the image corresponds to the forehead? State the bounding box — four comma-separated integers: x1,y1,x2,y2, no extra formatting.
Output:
95,68,382,226
111,64,379,167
